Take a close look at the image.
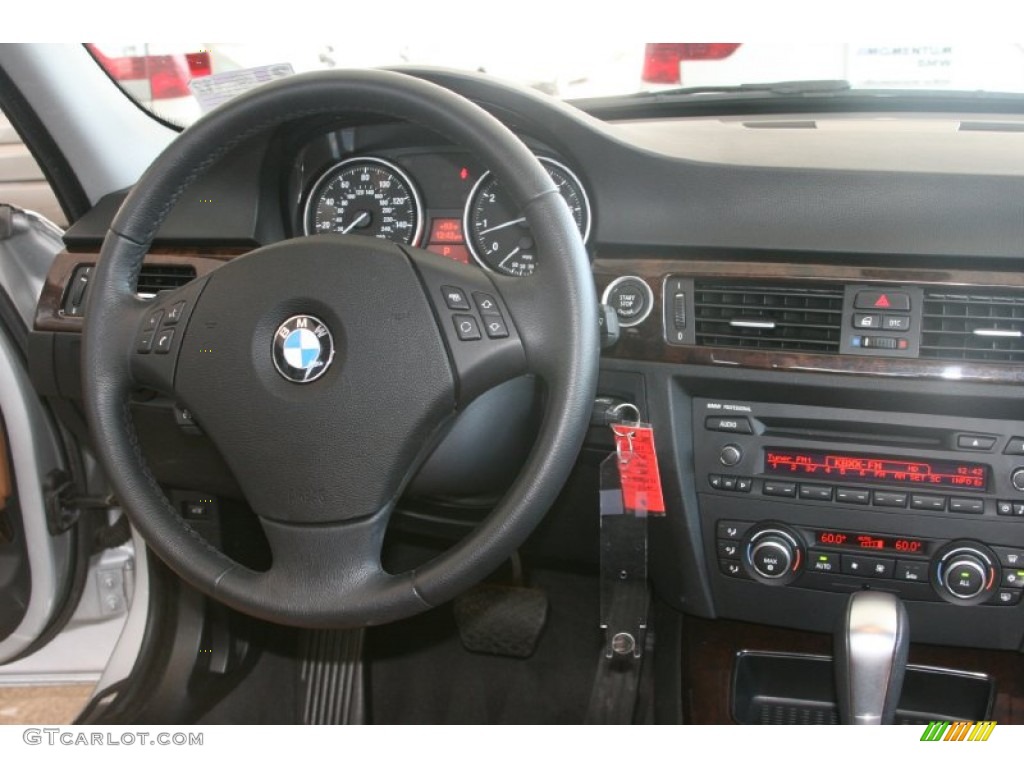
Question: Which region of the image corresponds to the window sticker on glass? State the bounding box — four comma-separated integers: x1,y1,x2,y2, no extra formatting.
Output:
189,63,295,113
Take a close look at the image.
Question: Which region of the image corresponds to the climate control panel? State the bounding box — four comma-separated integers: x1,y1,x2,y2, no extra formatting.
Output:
717,520,1019,607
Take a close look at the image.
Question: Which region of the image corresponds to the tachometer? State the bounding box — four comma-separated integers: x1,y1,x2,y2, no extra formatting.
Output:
464,157,591,277
303,157,424,245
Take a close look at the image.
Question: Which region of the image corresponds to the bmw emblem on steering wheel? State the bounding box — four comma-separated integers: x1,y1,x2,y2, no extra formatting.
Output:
272,315,335,383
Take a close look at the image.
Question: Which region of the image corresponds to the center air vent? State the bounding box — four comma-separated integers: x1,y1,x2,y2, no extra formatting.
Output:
921,291,1024,363
694,282,844,353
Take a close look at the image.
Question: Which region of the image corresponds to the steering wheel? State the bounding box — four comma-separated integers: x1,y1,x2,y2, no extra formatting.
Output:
81,70,599,628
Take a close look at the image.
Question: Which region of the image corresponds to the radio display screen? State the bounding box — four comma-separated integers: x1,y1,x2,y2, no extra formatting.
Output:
764,448,988,491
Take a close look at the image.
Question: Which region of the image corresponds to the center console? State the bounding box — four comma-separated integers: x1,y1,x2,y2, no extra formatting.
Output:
694,398,1024,649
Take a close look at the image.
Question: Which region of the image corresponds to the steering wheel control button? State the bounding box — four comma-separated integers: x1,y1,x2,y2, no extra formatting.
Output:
473,292,501,316
165,301,187,325
154,328,175,354
137,332,154,354
441,285,470,310
271,315,335,383
602,276,654,328
145,310,164,331
854,291,911,311
453,314,482,341
705,416,752,434
483,317,509,339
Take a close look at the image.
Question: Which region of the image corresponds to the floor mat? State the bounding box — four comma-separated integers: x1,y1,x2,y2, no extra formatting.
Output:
367,568,602,724
0,684,94,724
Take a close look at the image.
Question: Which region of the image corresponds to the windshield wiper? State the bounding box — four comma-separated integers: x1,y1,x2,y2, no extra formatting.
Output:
650,79,852,98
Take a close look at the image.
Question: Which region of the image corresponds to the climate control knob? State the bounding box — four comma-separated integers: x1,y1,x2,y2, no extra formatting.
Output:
741,523,804,586
932,541,998,605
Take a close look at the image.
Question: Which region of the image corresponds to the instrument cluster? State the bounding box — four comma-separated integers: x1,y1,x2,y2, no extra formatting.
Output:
297,137,592,277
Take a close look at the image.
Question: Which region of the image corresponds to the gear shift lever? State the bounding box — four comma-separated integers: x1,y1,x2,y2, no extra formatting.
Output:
834,590,909,725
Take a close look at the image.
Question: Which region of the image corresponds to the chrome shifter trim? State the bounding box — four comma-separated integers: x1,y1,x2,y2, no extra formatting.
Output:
836,591,910,725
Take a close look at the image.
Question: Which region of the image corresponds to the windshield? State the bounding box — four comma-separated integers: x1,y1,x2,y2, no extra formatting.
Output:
88,43,1024,127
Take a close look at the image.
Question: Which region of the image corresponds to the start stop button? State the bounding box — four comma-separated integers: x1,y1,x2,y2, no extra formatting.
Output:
602,276,654,327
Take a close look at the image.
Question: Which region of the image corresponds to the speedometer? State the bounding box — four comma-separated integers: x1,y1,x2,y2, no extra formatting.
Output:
303,157,424,245
464,157,591,277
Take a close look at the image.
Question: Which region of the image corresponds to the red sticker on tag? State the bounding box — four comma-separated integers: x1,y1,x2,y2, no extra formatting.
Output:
613,425,666,514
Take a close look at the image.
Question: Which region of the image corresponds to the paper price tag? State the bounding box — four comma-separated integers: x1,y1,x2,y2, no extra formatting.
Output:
612,424,665,515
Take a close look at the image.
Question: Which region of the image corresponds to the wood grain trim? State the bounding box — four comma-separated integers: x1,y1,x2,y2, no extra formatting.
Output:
35,250,239,333
594,258,1024,385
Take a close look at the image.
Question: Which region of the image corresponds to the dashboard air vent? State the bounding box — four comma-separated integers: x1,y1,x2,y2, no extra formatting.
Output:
921,291,1024,363
135,264,197,297
694,282,844,353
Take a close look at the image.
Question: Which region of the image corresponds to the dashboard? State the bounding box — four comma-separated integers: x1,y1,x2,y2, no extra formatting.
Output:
29,68,1024,655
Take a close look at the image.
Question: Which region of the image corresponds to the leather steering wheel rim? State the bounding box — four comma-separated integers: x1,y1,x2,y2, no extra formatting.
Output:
82,69,599,628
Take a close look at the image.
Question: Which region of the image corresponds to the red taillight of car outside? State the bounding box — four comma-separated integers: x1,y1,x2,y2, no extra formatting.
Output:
642,43,742,84
87,45,210,100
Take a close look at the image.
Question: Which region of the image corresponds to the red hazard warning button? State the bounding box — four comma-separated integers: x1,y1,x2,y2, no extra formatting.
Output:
854,291,910,311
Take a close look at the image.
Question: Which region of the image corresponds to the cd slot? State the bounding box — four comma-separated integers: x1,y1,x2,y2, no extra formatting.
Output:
757,415,947,450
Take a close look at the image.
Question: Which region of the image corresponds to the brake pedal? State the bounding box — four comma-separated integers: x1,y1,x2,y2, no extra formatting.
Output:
453,583,548,659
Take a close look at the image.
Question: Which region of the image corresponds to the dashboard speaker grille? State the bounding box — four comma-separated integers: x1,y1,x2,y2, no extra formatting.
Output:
135,264,196,297
921,291,1024,363
694,282,844,353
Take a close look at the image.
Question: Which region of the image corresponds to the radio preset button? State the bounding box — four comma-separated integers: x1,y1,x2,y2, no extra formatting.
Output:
799,484,833,502
705,416,753,434
910,494,946,511
948,497,984,515
835,488,870,505
873,491,908,508
763,481,797,498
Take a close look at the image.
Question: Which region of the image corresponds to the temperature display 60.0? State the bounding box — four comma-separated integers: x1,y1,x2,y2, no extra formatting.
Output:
815,530,928,555
764,448,987,490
